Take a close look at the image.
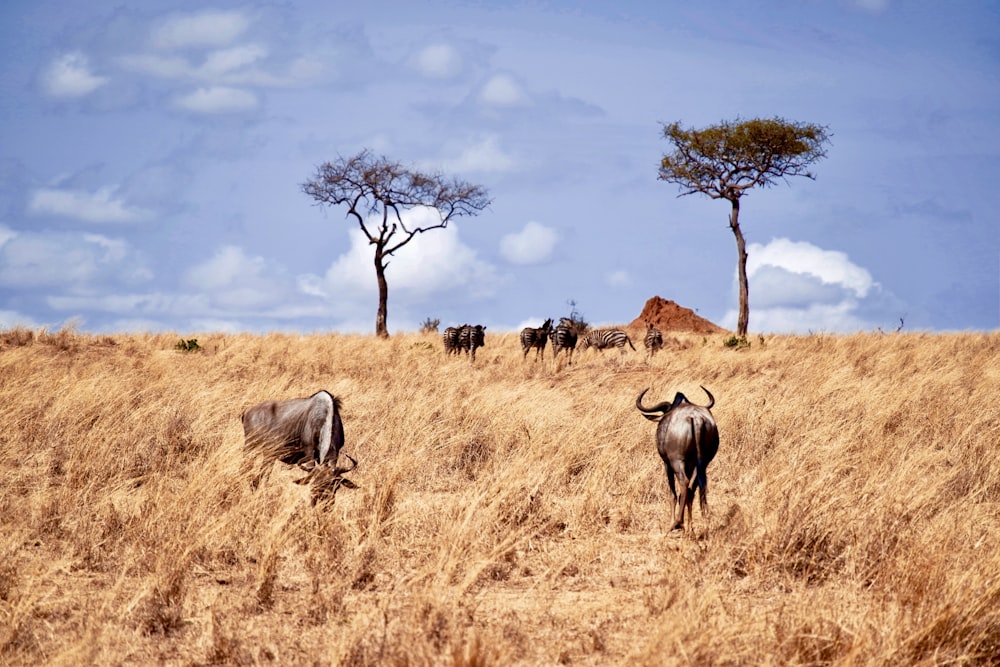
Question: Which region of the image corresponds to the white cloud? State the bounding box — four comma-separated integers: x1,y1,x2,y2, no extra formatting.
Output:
42,53,108,98
413,43,462,79
200,44,268,77
174,86,258,113
152,10,251,50
29,186,148,223
303,211,501,305
499,222,558,265
183,246,291,309
438,136,516,174
0,230,150,288
748,238,875,298
606,270,631,287
851,0,890,13
722,237,891,333
478,73,530,107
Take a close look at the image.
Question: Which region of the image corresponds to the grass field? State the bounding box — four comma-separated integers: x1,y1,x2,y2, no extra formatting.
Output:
1,326,998,665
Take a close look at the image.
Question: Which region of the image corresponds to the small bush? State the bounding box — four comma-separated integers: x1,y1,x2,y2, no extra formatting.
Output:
723,335,751,349
175,339,201,352
420,318,440,334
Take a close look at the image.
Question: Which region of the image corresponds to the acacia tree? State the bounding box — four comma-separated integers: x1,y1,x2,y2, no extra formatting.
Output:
302,150,491,338
658,117,831,336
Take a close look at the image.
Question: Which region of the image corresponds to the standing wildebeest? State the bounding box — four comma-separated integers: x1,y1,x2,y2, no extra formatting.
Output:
521,318,553,361
442,326,462,355
549,320,578,365
644,321,664,359
458,324,486,361
241,390,357,500
578,328,636,357
635,386,719,533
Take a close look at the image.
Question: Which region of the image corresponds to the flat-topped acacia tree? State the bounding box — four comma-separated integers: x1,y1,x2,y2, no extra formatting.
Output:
302,150,491,338
658,117,831,336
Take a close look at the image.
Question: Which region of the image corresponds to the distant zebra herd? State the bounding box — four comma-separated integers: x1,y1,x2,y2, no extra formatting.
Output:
440,318,667,364
442,323,487,361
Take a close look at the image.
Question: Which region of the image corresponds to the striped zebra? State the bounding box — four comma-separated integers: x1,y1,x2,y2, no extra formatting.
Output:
549,322,578,365
578,328,636,356
442,326,462,355
520,318,553,361
458,324,486,361
644,321,664,359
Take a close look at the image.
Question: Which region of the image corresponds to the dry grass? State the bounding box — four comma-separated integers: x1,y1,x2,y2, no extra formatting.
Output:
1,327,998,666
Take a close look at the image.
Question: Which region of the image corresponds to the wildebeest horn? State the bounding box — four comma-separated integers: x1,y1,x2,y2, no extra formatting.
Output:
635,387,674,420
332,453,357,475
700,386,715,410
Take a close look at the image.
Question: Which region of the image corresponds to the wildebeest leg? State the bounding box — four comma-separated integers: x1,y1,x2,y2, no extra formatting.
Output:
665,461,683,530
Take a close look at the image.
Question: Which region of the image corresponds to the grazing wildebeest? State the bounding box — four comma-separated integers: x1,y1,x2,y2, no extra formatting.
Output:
578,328,636,356
635,386,719,533
241,390,357,498
520,318,553,361
458,324,486,361
442,326,462,355
644,321,664,359
549,320,578,365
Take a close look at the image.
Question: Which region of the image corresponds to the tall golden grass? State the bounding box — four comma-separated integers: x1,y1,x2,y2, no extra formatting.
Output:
1,326,998,665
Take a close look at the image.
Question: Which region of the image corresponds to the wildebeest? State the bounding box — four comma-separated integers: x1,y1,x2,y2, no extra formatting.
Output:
644,321,664,359
578,328,636,356
241,390,357,500
635,386,719,533
520,318,553,361
549,320,579,365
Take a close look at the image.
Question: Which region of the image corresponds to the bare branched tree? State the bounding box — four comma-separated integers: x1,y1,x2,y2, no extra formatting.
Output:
658,117,831,336
302,150,491,338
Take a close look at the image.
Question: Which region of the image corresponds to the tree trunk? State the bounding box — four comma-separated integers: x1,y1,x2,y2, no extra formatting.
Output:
374,246,389,338
729,197,750,336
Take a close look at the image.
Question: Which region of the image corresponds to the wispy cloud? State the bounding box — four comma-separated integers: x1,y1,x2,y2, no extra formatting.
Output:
29,186,149,223
41,53,108,97
478,73,530,107
174,86,258,113
435,136,516,174
499,222,558,265
151,10,251,50
0,227,151,288
412,43,463,79
606,270,631,287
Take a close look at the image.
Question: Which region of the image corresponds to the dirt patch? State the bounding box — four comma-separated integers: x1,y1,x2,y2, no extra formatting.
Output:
626,296,727,334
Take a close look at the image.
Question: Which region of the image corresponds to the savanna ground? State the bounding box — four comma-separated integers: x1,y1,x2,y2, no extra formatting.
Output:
1,326,998,666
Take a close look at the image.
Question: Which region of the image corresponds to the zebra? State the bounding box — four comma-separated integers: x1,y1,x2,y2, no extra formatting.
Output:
458,324,486,361
644,321,664,359
442,326,462,355
520,318,553,361
578,328,636,356
549,322,578,365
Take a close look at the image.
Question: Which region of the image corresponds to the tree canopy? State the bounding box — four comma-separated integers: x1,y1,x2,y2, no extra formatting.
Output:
302,150,491,337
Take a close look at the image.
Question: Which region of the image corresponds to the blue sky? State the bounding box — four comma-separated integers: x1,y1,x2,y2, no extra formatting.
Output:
1,0,997,335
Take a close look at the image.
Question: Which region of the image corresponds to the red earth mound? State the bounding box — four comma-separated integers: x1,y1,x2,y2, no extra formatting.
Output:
626,296,727,335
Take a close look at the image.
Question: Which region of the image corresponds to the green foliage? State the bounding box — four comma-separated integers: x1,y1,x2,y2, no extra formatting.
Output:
420,318,441,334
659,117,832,199
175,339,201,352
723,335,751,350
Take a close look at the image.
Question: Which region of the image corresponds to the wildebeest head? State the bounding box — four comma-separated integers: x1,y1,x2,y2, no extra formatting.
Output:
636,386,719,533
294,453,359,505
